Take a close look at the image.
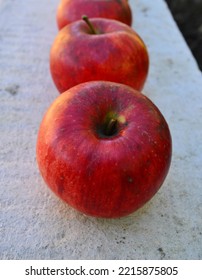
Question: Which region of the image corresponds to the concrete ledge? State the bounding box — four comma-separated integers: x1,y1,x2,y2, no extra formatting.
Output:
0,0,202,259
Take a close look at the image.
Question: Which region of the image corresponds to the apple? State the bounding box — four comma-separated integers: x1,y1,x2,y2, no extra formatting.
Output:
36,81,172,218
50,16,149,93
56,0,132,30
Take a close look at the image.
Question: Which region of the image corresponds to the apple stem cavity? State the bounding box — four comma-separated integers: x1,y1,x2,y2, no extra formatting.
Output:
82,15,98,35
104,118,118,137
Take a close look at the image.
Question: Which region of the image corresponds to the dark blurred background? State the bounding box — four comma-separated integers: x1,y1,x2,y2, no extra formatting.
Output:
165,0,202,71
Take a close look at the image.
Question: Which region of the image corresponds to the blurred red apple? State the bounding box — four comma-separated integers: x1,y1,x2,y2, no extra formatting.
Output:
56,0,132,30
36,81,172,218
50,17,149,93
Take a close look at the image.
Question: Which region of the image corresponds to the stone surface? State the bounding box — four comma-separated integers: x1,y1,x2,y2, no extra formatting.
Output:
0,0,202,259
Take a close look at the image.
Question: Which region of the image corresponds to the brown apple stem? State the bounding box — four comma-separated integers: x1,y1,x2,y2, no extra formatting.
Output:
82,15,97,34
105,118,118,136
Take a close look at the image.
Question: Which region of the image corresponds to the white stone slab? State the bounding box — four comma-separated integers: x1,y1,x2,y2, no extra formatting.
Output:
0,0,202,259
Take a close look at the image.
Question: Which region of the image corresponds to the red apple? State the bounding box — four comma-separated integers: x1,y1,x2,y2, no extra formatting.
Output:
36,81,172,218
50,17,149,93
56,0,132,30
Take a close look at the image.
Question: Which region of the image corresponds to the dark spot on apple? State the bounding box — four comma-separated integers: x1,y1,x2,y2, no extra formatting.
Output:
136,143,142,151
57,176,65,194
57,184,64,194
157,122,167,134
127,177,133,183
5,84,20,95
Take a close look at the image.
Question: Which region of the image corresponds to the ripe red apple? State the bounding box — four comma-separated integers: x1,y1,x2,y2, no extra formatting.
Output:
36,81,172,218
50,17,149,93
56,0,132,30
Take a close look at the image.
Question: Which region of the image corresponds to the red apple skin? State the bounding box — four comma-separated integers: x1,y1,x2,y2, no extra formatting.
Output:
36,81,172,218
56,0,132,30
50,18,149,93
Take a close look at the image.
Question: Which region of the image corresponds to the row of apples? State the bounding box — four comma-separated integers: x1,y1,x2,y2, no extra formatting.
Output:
36,0,172,218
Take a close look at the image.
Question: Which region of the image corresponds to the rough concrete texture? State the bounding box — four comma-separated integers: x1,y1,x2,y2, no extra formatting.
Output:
0,0,202,260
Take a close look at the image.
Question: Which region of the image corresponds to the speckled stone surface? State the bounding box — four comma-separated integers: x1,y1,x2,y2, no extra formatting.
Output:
0,0,202,259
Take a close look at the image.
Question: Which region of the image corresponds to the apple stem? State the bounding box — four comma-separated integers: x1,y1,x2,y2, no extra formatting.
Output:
105,118,118,136
82,15,97,34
